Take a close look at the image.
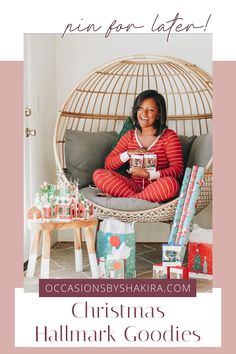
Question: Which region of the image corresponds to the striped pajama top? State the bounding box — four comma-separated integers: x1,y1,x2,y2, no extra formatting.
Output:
105,128,184,186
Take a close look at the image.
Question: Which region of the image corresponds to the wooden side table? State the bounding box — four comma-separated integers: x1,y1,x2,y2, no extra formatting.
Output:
26,219,99,279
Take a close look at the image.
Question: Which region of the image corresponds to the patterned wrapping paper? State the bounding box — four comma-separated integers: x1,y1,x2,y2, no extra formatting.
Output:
175,166,199,244
178,167,205,246
168,167,192,244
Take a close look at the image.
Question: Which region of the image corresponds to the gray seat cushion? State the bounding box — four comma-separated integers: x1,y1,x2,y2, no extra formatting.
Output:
179,135,196,168
81,187,159,211
187,133,212,167
65,130,118,188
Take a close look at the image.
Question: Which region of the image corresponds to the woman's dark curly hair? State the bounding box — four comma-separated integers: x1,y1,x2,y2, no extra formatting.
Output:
131,90,167,136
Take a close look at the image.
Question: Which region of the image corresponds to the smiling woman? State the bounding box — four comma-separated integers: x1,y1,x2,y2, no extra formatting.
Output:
93,90,184,203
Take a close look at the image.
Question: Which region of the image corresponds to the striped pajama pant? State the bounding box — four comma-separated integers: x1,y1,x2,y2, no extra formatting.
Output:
93,169,180,203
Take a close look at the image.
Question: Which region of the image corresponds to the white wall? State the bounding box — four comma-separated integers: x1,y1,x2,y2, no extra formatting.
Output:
54,33,212,242
24,34,58,261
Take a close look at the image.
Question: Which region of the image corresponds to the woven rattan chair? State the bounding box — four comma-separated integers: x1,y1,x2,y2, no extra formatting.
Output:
54,55,212,223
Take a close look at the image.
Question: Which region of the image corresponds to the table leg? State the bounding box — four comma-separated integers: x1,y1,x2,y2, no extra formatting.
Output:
40,230,51,278
84,226,99,278
74,228,83,272
26,230,41,278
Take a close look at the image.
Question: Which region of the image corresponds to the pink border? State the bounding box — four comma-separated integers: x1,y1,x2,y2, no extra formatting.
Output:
0,61,233,353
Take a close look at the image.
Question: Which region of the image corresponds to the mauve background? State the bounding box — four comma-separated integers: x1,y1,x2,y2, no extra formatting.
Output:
0,61,233,352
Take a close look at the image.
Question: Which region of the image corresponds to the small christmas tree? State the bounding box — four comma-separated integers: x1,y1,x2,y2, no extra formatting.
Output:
203,256,208,274
193,248,201,274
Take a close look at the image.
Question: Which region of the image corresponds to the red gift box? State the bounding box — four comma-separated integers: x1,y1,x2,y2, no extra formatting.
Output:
187,225,213,280
153,263,171,279
169,266,189,279
188,242,212,279
153,264,189,279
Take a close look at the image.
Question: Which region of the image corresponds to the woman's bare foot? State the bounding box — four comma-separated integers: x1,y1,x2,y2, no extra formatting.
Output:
96,192,112,198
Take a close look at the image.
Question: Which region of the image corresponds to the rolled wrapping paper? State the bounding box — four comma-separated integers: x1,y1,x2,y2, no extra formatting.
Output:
168,167,192,244
178,167,205,246
175,166,199,245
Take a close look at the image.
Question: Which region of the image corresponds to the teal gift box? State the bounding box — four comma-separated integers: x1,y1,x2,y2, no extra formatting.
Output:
162,244,186,267
96,218,136,279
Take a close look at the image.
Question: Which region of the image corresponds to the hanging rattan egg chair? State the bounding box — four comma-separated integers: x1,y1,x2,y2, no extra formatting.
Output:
54,55,212,223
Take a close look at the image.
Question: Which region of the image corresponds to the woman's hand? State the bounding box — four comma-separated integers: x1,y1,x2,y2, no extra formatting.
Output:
127,167,150,178
127,148,146,156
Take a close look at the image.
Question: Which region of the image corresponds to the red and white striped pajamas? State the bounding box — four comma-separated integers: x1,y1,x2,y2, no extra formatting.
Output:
93,128,184,203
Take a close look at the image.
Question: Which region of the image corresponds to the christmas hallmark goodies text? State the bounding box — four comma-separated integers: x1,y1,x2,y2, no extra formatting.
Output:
35,301,201,344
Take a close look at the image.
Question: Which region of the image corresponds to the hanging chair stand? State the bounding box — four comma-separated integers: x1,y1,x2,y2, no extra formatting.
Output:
54,55,212,223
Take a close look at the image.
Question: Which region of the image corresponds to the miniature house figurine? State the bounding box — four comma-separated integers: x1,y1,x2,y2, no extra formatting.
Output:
27,173,95,222
79,200,86,218
55,196,74,220
43,203,52,220
28,193,42,220
28,205,42,220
